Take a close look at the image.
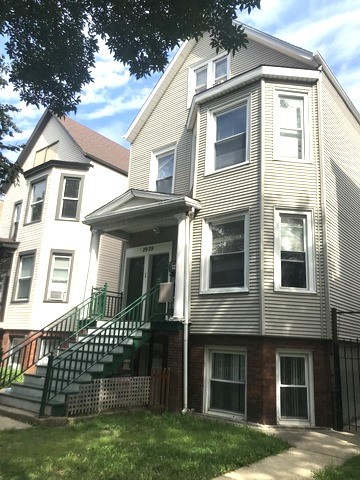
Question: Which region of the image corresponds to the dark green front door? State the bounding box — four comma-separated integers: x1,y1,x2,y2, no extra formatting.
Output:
150,253,170,321
126,257,145,306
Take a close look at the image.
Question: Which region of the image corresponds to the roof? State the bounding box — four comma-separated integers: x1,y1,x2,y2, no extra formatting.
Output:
125,23,359,142
13,110,129,180
58,116,129,175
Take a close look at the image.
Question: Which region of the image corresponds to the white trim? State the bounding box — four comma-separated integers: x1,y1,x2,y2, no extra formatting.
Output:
276,349,315,427
273,88,311,163
187,53,230,108
204,346,247,419
274,209,316,293
205,96,250,176
149,143,177,193
200,211,249,294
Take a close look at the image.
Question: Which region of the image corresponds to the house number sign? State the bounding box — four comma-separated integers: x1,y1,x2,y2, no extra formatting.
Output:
142,246,154,252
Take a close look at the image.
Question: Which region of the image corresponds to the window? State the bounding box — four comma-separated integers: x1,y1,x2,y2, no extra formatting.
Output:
34,142,58,167
45,252,73,302
14,252,35,301
10,202,22,240
276,351,314,425
274,210,315,292
9,336,25,367
28,178,46,223
201,213,249,293
276,92,309,161
188,54,229,106
57,176,83,220
214,103,248,171
150,147,176,194
205,348,246,417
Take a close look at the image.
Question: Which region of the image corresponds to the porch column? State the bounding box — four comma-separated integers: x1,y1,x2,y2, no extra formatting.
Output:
171,213,186,321
84,228,101,299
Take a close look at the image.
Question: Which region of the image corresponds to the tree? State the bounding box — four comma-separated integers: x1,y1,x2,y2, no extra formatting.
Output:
0,56,23,194
0,0,261,116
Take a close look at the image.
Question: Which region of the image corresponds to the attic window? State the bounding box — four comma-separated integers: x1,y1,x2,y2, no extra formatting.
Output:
188,54,230,108
34,142,58,167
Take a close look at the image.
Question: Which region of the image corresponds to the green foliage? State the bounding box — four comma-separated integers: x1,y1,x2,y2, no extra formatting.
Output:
313,455,360,480
0,55,23,193
0,410,288,480
0,0,261,115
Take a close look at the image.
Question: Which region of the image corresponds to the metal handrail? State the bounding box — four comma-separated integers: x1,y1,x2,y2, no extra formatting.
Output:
39,283,161,416
0,285,108,388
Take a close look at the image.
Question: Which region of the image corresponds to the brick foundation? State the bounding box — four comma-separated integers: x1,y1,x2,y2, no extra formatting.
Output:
188,335,333,427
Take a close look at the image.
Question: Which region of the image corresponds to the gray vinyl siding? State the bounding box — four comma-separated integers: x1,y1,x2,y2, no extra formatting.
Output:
321,74,360,339
263,80,327,338
190,84,261,335
96,235,122,292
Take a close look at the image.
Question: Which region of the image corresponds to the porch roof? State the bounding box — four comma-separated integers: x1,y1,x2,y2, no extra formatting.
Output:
84,189,201,240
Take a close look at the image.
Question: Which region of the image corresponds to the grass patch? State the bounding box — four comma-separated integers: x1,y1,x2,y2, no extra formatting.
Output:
313,455,360,479
0,411,289,480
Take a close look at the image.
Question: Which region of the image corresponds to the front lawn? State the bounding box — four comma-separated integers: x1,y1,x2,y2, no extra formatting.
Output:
313,455,360,479
0,411,289,480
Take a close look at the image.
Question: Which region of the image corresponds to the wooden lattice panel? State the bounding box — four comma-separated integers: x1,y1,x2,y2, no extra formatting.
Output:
66,376,150,416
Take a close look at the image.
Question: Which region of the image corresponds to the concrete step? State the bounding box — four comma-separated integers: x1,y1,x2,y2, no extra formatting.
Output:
34,367,93,383
10,383,67,403
0,389,63,416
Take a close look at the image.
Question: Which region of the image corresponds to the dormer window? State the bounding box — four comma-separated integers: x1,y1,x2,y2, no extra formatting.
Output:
34,142,58,167
188,54,230,107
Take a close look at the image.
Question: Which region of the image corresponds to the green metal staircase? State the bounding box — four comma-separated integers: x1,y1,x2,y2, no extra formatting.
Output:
0,284,160,417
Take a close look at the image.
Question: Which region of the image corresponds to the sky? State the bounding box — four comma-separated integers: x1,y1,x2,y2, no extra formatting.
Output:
1,0,360,161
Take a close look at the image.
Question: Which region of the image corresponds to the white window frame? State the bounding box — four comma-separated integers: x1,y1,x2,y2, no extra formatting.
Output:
26,177,47,224
205,97,250,176
45,251,74,302
187,53,230,107
13,251,35,302
274,89,310,162
149,144,176,194
276,350,315,426
10,201,22,240
200,211,249,294
56,174,84,221
204,346,247,419
274,209,315,293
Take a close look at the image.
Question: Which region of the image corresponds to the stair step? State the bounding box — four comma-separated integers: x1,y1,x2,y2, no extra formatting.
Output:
9,383,67,403
0,390,63,416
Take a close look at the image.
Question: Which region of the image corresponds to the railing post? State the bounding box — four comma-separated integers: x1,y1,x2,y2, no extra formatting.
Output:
331,307,343,431
39,353,54,418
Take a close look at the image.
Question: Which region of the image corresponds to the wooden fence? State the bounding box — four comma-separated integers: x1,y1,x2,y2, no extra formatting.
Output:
66,368,170,417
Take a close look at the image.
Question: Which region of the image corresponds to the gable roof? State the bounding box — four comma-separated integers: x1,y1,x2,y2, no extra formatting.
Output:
14,110,129,176
58,116,129,175
125,23,359,142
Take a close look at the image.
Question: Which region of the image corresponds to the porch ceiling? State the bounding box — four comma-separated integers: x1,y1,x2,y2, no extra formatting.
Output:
84,189,201,240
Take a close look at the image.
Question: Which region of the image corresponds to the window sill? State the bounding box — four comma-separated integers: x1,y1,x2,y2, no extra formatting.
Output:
272,157,312,164
207,409,246,420
11,299,30,303
43,300,68,303
23,219,42,226
274,287,317,295
55,217,79,222
200,287,249,295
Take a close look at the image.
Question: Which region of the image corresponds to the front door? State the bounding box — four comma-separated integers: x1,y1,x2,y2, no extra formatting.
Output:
125,243,172,313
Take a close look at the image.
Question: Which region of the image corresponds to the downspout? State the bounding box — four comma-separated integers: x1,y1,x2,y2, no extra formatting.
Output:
182,207,194,413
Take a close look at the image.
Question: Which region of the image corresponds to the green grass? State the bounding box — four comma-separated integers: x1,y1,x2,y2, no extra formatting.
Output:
313,455,360,479
0,411,289,480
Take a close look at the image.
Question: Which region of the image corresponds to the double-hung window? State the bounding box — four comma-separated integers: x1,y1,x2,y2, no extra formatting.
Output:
46,252,73,302
195,66,208,94
205,348,246,417
276,92,309,161
276,351,314,425
57,175,83,220
213,102,248,171
274,210,315,291
10,202,22,240
14,252,35,301
28,178,46,223
150,147,176,194
201,213,249,293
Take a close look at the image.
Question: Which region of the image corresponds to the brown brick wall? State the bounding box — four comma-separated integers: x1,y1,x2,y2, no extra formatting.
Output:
188,335,333,427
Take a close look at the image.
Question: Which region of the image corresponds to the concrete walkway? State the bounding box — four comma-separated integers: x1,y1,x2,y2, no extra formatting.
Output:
213,427,360,480
0,415,32,431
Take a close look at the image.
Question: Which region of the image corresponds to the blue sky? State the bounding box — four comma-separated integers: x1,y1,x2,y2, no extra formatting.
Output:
1,0,360,159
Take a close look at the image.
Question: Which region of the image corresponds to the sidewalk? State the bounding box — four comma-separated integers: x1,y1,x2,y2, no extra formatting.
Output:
213,427,360,480
0,415,32,431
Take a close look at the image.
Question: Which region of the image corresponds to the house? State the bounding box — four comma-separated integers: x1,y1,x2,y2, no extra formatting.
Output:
0,110,129,360
1,24,359,427
84,24,360,427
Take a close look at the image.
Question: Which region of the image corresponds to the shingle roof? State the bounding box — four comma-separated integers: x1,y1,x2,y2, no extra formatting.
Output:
59,116,129,174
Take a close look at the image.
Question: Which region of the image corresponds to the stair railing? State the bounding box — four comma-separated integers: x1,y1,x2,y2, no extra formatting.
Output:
0,284,108,389
39,283,161,417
